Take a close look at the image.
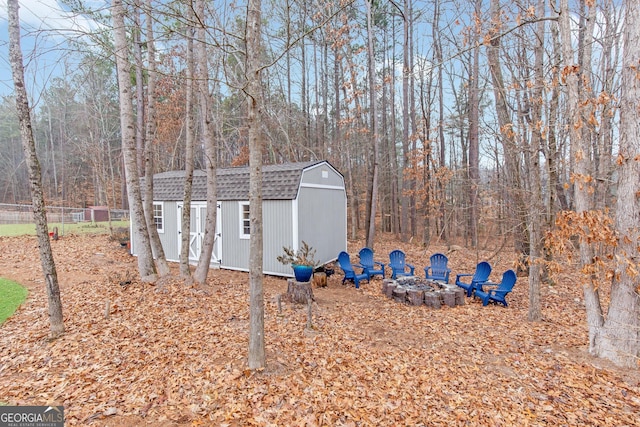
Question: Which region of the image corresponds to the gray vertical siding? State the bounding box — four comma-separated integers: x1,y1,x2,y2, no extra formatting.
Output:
219,199,296,276
263,200,295,275
297,162,347,265
219,201,247,271
297,186,347,266
158,201,180,262
299,162,344,187
131,201,180,262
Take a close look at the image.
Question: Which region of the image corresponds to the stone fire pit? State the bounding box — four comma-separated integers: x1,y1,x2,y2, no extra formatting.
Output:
381,276,465,308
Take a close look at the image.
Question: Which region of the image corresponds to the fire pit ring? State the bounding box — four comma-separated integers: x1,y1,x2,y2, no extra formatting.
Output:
382,276,465,308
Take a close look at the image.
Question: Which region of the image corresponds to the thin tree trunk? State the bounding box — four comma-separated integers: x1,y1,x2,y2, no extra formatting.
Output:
579,2,596,211
334,48,356,240
134,3,145,176
342,48,363,234
400,0,410,242
547,21,568,217
144,0,170,277
389,15,399,235
246,0,265,370
408,3,417,239
468,0,481,249
434,1,447,241
322,41,329,156
419,65,433,246
8,0,65,338
527,0,546,322
487,0,528,268
193,0,218,284
112,0,156,280
180,22,196,279
381,27,390,235
300,4,308,152
286,0,292,145
365,0,379,250
313,42,320,154
560,0,604,352
594,0,618,210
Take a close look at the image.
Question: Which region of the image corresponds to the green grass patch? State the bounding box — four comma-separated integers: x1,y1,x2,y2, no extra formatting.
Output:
0,278,28,325
0,220,130,237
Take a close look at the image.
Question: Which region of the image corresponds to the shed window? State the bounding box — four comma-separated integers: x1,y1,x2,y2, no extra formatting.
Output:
239,202,250,239
153,202,164,233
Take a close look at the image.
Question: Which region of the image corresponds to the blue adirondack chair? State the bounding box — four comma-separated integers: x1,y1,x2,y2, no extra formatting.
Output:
475,269,517,307
424,253,451,283
389,250,415,279
455,261,492,297
358,247,385,279
337,251,369,289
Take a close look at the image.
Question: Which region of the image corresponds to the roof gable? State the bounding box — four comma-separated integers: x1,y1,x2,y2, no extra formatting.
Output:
151,160,332,201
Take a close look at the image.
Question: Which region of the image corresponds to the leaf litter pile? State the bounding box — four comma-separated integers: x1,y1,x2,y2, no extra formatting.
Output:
0,234,638,426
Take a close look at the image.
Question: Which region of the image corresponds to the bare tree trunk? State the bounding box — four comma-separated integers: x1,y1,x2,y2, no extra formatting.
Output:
112,0,156,280
332,44,356,240
300,5,308,151
400,0,410,242
322,42,329,156
560,0,604,352
543,24,565,286
487,0,528,268
527,0,546,322
143,0,170,277
134,3,145,176
286,0,292,145
381,26,391,236
364,0,379,250
433,1,447,241
341,51,362,237
594,0,619,210
180,22,196,279
193,0,218,284
579,2,597,211
592,0,640,368
467,0,481,249
547,22,569,217
408,3,417,239
313,42,321,154
389,16,400,235
8,0,64,338
246,0,265,370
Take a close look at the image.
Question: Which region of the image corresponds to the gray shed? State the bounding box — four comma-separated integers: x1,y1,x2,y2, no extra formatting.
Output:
131,160,347,277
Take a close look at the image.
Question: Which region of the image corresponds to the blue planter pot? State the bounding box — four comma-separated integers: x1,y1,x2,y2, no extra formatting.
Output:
292,264,313,282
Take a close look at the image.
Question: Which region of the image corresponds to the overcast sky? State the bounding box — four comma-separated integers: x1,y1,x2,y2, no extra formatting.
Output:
0,0,103,96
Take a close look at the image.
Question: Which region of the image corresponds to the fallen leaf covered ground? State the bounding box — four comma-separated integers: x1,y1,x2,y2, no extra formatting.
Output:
0,234,638,426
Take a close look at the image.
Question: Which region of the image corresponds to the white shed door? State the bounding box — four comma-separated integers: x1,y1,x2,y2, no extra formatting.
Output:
177,202,221,265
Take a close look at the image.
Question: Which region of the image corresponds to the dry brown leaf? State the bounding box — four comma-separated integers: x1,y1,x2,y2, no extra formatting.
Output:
0,234,638,426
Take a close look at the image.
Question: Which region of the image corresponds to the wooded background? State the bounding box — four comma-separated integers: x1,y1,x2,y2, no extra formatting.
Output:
1,0,621,250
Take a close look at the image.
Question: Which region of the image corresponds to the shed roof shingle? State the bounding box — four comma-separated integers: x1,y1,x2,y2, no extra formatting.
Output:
151,161,326,201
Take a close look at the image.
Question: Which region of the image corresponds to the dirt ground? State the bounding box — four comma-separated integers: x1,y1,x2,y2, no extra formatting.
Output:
0,233,638,426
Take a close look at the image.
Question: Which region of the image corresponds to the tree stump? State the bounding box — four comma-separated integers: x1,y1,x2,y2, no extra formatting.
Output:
287,279,314,304
424,292,441,309
442,290,456,307
406,289,424,306
392,287,407,303
382,279,396,298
